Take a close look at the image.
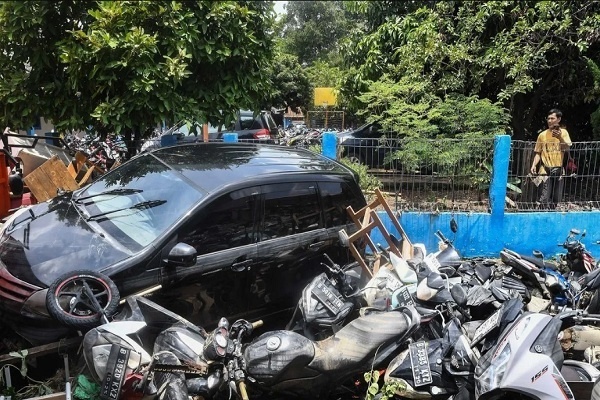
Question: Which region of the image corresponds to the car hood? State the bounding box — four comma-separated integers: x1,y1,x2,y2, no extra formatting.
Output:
0,195,130,287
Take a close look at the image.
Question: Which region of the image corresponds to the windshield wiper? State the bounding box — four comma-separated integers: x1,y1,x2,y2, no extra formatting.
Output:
86,200,167,222
74,188,144,204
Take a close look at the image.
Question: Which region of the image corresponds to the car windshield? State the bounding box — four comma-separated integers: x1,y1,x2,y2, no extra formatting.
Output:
75,154,204,250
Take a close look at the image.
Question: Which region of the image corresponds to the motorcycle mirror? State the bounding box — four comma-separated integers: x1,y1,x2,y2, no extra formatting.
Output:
571,228,581,236
532,250,544,260
582,230,587,238
450,284,468,308
338,229,349,247
450,217,458,234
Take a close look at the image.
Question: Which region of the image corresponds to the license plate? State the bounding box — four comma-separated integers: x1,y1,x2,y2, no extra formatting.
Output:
312,279,344,314
471,308,502,346
409,341,433,387
425,254,442,271
393,286,415,308
100,345,131,400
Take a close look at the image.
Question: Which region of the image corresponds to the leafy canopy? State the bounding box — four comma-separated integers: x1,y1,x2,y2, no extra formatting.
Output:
341,1,600,139
0,1,276,138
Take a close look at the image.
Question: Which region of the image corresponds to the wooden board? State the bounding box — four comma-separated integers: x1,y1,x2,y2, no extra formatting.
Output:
23,155,79,202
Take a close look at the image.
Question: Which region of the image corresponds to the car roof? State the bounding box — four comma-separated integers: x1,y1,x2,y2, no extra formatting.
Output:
149,142,353,193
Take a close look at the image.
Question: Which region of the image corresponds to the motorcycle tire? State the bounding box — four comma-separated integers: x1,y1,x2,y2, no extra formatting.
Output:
46,270,120,329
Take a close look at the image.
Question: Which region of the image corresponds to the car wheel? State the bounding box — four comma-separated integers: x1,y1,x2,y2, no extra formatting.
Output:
46,270,120,329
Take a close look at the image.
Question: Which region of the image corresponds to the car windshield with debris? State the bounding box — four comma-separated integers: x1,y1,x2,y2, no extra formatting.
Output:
73,154,204,248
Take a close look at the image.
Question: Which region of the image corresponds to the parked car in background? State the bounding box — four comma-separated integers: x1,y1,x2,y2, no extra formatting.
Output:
219,109,279,142
0,143,366,344
338,122,402,169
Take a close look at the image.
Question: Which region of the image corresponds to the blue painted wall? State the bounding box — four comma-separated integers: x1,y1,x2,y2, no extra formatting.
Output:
371,211,600,261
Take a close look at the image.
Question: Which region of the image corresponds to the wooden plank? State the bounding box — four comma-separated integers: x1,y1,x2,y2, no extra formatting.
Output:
23,156,79,202
0,336,82,366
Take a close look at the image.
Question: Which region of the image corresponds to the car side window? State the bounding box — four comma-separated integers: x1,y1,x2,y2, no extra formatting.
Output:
180,187,258,255
260,182,321,239
319,181,363,228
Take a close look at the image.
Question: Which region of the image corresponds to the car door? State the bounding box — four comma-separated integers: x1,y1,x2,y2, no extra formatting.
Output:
251,181,328,316
157,186,260,326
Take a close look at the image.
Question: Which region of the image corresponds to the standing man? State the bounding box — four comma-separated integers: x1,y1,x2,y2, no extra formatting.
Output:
530,109,572,208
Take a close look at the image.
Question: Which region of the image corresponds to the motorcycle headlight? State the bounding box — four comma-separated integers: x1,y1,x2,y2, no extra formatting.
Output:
475,344,511,397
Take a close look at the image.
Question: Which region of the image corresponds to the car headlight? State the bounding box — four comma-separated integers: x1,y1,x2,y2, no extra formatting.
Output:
0,206,31,242
476,344,511,397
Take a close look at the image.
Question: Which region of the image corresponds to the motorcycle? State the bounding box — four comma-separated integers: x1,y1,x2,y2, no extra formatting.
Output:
82,295,422,400
475,306,600,400
499,232,600,313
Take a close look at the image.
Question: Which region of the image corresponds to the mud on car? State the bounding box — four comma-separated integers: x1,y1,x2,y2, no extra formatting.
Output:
0,143,366,345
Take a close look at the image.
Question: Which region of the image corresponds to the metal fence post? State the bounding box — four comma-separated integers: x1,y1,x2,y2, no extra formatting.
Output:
322,132,337,159
490,135,511,218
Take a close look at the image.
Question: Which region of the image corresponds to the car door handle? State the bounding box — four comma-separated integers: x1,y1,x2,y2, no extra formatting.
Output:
232,259,253,271
309,241,326,249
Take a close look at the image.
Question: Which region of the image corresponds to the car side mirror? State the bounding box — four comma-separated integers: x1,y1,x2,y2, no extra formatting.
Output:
166,243,197,267
450,284,468,308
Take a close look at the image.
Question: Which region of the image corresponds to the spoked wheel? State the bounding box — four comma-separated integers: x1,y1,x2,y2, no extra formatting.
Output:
46,270,120,329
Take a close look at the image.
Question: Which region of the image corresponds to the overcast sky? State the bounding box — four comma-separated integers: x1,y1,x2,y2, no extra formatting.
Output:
274,1,287,15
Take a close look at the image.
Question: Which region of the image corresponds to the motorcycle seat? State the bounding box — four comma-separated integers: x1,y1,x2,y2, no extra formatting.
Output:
520,254,558,271
311,311,412,371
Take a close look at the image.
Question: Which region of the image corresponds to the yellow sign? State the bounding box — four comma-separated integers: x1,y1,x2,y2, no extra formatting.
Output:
314,87,337,107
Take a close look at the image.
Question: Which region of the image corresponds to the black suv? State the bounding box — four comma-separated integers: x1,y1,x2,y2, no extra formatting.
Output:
0,143,366,344
220,110,279,142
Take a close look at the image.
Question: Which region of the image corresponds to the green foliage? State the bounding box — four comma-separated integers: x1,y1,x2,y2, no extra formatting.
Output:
0,1,276,138
340,158,382,192
305,61,344,88
355,75,509,172
0,350,60,400
341,1,600,139
281,1,359,65
261,51,313,112
364,369,405,400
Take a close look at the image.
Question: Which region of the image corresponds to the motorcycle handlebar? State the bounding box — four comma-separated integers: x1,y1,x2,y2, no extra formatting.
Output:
252,320,263,330
435,230,449,244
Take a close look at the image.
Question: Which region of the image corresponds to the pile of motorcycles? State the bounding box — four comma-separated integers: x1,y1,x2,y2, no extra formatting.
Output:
56,226,600,400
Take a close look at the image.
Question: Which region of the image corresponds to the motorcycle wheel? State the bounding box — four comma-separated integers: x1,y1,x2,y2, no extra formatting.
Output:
46,270,120,329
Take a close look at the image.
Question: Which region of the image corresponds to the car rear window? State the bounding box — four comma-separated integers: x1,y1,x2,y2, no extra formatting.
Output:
239,113,257,130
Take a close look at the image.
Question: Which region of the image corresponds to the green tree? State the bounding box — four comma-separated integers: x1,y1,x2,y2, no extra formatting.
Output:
341,1,600,139
260,51,312,113
356,74,509,171
281,1,358,66
0,0,276,151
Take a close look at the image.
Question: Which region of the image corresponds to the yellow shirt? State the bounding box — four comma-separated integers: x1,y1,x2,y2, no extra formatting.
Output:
534,128,571,168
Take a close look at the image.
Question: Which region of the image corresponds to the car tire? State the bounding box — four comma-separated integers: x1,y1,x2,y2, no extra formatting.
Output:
46,270,120,329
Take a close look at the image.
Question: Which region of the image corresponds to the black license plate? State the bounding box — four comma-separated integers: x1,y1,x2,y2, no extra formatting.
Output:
409,341,432,387
101,345,131,400
312,279,343,314
393,286,415,308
